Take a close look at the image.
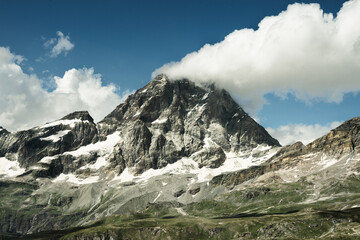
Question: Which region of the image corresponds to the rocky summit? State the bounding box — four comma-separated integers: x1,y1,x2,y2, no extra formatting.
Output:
0,76,360,239
99,74,280,174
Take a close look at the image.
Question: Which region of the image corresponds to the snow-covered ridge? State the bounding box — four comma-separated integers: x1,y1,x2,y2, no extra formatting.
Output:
40,119,89,129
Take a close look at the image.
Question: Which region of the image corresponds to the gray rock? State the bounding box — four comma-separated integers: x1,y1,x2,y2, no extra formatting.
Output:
0,126,9,137
0,111,98,170
304,116,360,156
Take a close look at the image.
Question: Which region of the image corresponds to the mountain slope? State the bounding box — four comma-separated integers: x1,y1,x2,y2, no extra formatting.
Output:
212,117,360,188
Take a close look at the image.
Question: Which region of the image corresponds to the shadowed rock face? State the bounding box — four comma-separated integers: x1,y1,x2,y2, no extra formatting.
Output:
0,111,98,168
0,127,8,137
99,75,280,174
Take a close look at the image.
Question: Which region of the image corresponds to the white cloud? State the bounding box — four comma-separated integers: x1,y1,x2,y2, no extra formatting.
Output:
153,0,360,115
0,47,129,131
45,31,74,58
266,121,341,146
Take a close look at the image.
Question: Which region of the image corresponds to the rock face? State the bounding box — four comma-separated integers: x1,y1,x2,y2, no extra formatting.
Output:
0,111,98,169
304,117,360,156
0,127,8,137
99,74,280,174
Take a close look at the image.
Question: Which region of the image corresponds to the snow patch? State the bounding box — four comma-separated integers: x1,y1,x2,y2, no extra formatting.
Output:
40,119,87,129
133,110,141,117
30,165,46,170
318,154,338,170
175,207,188,216
187,103,207,116
80,156,108,170
302,153,317,161
67,131,121,170
115,145,277,184
153,191,162,203
39,156,55,164
65,131,120,157
52,173,99,185
0,157,25,178
203,136,217,149
41,130,70,142
202,93,209,100
115,168,134,183
152,118,168,125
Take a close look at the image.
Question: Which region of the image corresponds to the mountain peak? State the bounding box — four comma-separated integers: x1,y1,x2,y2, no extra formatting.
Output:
99,76,280,174
0,126,9,136
61,111,94,123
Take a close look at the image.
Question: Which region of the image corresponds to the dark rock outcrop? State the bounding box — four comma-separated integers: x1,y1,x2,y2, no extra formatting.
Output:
0,127,9,137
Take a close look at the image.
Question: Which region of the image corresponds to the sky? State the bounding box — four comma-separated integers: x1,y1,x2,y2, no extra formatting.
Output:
0,0,359,145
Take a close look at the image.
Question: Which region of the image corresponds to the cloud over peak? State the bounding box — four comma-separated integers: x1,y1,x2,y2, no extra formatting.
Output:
153,0,360,114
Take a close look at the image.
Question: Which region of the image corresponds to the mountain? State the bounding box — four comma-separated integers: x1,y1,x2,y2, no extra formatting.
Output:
0,75,359,239
98,74,280,174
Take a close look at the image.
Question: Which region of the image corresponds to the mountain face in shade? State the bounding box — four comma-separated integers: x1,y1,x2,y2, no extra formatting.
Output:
0,126,8,138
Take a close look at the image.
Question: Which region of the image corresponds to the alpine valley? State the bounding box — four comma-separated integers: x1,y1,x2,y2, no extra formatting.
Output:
1,75,360,239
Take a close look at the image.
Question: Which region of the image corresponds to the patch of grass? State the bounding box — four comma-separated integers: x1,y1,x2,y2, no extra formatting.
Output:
29,209,358,239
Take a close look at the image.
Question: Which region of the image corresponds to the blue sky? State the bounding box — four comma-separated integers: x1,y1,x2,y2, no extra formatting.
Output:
0,0,359,145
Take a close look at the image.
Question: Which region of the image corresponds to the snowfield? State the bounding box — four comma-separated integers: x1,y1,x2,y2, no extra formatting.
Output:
41,130,70,142
0,157,25,178
114,145,278,184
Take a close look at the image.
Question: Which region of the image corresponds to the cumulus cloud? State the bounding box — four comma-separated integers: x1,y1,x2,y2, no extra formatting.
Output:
0,47,129,131
45,31,74,58
153,0,360,114
266,121,341,146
